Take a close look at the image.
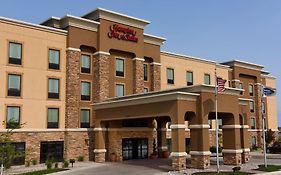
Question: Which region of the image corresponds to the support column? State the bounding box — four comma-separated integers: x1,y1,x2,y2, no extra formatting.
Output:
170,124,187,171
241,125,250,163
93,51,110,102
132,57,145,94
94,121,106,163
150,62,161,91
222,124,242,165
254,83,263,147
189,124,211,169
157,121,169,158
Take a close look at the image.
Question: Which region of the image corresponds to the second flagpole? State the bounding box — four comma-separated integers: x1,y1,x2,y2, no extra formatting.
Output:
215,66,220,173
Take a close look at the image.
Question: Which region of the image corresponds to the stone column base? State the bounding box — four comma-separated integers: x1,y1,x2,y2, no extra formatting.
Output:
241,150,250,163
223,153,242,165
94,149,106,163
170,152,187,171
191,154,210,169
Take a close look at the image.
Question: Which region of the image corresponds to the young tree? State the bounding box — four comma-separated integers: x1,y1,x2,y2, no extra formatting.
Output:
265,129,276,146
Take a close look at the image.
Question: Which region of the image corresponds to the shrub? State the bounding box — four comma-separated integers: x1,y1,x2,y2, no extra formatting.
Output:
77,155,84,162
63,160,69,168
45,159,53,169
32,159,37,165
25,161,30,167
54,162,58,169
210,146,222,153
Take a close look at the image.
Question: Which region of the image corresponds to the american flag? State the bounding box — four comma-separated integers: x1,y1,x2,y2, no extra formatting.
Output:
217,77,226,93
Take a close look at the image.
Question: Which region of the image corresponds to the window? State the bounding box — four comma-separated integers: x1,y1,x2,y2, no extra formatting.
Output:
249,84,254,96
186,71,193,86
262,102,265,113
81,54,90,73
218,119,222,129
80,109,90,128
116,58,124,77
8,74,21,97
249,101,254,112
6,106,20,129
47,108,59,128
48,49,60,70
144,88,149,93
143,64,148,81
40,141,64,163
81,82,90,101
167,68,174,84
204,74,210,85
48,78,59,99
250,118,255,129
116,84,124,97
251,136,257,148
9,42,22,65
239,83,243,95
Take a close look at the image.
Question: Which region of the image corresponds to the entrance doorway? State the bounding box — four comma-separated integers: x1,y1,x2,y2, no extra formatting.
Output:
122,138,148,160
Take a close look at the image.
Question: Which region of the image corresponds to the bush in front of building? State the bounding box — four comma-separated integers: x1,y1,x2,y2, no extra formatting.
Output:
77,155,84,162
45,159,53,169
25,161,30,167
209,146,222,153
63,160,69,168
32,159,37,165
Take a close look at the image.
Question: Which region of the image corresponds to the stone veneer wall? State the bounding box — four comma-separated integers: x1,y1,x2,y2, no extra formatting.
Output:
151,64,161,91
133,59,144,94
107,130,154,161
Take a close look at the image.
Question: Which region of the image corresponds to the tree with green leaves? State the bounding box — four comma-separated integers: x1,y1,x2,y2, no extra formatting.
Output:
265,129,276,146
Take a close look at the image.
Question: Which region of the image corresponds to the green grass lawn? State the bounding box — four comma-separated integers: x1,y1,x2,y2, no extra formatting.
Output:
193,172,250,175
19,168,68,175
257,164,281,172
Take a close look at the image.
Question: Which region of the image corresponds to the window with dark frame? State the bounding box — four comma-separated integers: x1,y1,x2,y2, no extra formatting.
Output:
167,68,174,84
6,106,20,129
250,118,255,129
204,74,210,85
116,58,124,77
9,42,22,65
116,84,124,97
48,49,60,70
249,84,254,96
239,83,243,95
80,109,90,128
81,82,90,101
48,78,59,99
186,71,193,86
8,74,21,97
143,64,148,81
249,101,254,113
47,108,59,128
40,141,64,163
81,54,91,73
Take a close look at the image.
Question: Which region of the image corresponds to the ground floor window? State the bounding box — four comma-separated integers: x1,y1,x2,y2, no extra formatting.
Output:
0,142,25,165
40,141,64,163
251,136,257,149
122,138,148,160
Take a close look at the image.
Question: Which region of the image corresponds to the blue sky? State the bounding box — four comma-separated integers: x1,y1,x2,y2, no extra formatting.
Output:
1,1,280,126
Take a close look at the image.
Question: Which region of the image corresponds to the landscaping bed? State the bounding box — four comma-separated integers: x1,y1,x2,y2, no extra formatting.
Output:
255,164,281,172
18,168,68,175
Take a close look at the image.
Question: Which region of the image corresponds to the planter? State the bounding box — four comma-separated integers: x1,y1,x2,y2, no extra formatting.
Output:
162,151,170,158
110,153,117,162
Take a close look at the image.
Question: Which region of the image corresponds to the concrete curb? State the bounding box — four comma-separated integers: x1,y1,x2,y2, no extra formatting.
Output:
255,171,281,175
51,163,106,175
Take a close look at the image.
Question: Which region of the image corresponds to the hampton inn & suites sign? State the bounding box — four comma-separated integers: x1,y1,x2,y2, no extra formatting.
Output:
108,24,138,42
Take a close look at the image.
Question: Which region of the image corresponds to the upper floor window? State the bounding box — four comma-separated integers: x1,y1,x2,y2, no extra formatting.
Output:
48,49,60,70
47,108,59,128
204,74,210,85
167,68,174,84
249,84,254,96
9,42,22,65
48,78,59,99
81,54,91,73
116,58,124,77
8,74,21,97
6,106,20,129
81,82,90,101
143,64,148,81
239,83,243,95
186,71,193,86
250,118,255,129
249,101,254,113
80,109,90,128
116,84,124,97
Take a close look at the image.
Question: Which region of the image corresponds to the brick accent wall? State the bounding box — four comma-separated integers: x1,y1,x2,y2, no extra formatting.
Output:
223,153,242,165
172,156,186,170
133,59,144,94
191,155,210,169
254,84,263,145
151,63,161,91
93,52,110,102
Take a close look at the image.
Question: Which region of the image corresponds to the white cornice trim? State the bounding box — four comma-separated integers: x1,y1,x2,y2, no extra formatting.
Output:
60,14,99,32
189,124,210,129
189,151,211,156
231,79,241,82
241,125,249,129
170,124,186,129
93,128,107,131
222,125,242,129
67,47,81,52
170,152,187,157
0,16,67,35
150,62,162,66
93,51,110,56
261,74,276,79
242,148,250,152
158,146,168,150
0,128,94,132
83,8,150,29
93,149,107,153
108,127,154,131
222,149,243,154
144,33,166,46
132,57,145,61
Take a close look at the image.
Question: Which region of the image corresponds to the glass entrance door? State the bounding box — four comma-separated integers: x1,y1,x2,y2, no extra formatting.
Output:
122,138,148,160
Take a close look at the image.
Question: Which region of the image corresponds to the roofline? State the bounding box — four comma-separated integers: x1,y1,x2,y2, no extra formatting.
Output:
40,16,61,25
261,74,276,79
221,59,264,69
82,7,150,24
0,16,67,34
144,33,166,41
62,14,100,25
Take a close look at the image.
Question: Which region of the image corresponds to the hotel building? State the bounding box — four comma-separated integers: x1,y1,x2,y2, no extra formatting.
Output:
0,8,278,170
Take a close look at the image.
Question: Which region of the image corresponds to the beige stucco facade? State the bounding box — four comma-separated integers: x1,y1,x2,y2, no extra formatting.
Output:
0,19,67,129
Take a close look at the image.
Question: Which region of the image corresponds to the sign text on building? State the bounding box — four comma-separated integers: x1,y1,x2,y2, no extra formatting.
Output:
108,24,138,42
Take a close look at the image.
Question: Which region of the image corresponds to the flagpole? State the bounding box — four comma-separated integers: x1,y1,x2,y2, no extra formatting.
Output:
261,85,267,168
215,67,219,173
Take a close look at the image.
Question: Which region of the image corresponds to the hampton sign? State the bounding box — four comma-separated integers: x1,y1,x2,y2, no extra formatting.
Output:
108,24,138,42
